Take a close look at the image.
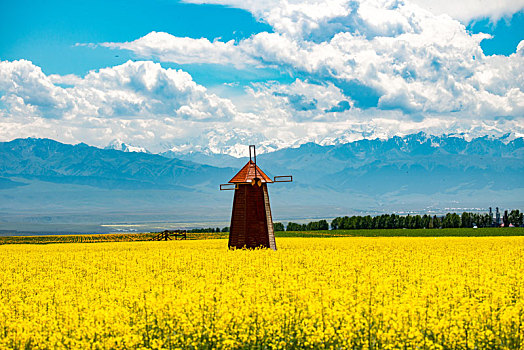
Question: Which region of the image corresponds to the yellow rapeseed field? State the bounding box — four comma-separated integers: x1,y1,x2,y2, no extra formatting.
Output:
1,237,523,349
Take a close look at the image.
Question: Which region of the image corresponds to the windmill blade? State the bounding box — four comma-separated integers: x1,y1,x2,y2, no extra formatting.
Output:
273,175,293,182
220,183,237,190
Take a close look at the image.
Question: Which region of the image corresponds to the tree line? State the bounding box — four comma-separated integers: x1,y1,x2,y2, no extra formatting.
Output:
190,210,523,232
279,209,523,231
279,220,329,232
187,227,229,233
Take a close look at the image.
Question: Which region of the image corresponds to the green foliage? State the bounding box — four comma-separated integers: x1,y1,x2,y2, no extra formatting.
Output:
503,210,510,227
509,210,523,227
286,222,306,231
331,210,522,230
306,220,329,231
442,213,461,228
287,220,328,231
273,222,285,231
188,227,219,233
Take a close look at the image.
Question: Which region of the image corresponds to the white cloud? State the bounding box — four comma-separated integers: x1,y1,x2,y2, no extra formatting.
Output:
0,60,71,118
2,59,521,155
103,0,524,119
2,0,524,155
241,79,352,121
101,32,257,67
408,0,524,23
0,59,236,121
183,0,352,38
185,0,524,24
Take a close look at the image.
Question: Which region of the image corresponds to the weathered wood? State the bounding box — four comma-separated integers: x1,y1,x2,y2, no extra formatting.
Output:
263,184,276,250
151,230,187,241
228,183,275,250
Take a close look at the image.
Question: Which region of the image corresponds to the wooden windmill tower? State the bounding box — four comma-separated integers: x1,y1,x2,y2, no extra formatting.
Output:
220,145,292,250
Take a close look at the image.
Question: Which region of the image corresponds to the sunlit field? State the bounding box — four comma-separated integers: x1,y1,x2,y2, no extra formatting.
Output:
1,237,523,349
1,227,523,245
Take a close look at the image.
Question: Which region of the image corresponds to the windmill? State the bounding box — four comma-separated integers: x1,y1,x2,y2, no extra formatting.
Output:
220,145,292,250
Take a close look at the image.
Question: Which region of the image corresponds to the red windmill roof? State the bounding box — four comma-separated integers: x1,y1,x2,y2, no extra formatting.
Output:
229,160,273,183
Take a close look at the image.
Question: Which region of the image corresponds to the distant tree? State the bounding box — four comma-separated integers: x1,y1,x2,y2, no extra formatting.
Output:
350,216,359,229
482,214,491,228
342,216,349,229
303,220,329,230
221,227,229,232
452,213,461,228
442,214,450,228
363,216,373,229
287,222,305,231
382,215,388,228
354,216,361,229
442,213,460,228
422,214,430,229
318,220,329,230
328,211,509,231
461,212,472,228
433,215,442,229
471,213,477,227
331,217,340,230
378,215,387,229
509,209,523,227
413,215,422,229
372,216,378,229
273,222,285,231
471,213,478,227
398,216,406,229
405,215,413,229
503,210,510,227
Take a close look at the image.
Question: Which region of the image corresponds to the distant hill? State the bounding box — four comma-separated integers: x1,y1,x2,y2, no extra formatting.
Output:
0,134,522,232
164,132,524,193
0,138,235,190
165,132,523,166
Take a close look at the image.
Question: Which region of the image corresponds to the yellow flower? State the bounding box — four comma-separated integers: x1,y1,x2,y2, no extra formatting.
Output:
0,237,523,349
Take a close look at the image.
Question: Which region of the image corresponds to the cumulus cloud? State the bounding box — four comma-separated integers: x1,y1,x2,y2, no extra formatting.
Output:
0,59,236,121
104,0,524,119
242,79,353,121
101,32,257,68
2,59,521,155
408,0,524,23
185,0,524,24
0,60,242,152
2,0,524,155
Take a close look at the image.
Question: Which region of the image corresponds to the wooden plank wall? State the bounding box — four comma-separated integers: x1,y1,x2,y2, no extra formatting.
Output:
263,184,276,250
228,183,274,249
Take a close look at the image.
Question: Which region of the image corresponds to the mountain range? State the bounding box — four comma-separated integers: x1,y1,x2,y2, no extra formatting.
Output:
0,133,522,233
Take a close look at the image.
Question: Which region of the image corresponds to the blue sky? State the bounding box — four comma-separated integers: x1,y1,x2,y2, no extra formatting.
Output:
0,0,523,155
468,11,524,56
1,0,521,77
1,0,274,82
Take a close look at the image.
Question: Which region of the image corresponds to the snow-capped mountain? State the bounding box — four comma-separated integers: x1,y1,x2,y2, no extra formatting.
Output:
159,132,523,158
162,132,524,171
0,134,522,232
105,139,149,153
